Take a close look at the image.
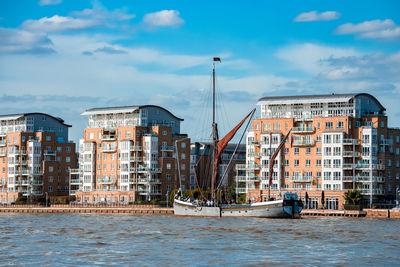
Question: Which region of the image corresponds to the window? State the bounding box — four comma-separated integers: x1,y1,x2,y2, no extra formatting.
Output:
263,123,271,131
284,160,289,167
98,154,101,161
306,159,311,167
126,131,131,138
104,154,107,160
336,121,344,129
294,148,299,155
103,164,107,171
111,154,115,160
13,137,17,143
284,148,289,155
273,123,281,131
48,186,53,192
66,147,71,153
57,146,62,152
45,135,51,141
89,132,94,140
49,176,53,182
166,163,171,170
380,121,385,128
181,153,185,160
181,142,186,148
316,159,321,167
166,174,171,181
316,147,321,155
162,130,167,136
22,136,25,142
294,159,299,167
66,156,71,163
325,122,333,129
181,164,186,170
306,148,311,155
49,166,54,172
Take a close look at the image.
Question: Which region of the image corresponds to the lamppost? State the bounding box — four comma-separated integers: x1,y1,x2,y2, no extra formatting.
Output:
45,192,48,207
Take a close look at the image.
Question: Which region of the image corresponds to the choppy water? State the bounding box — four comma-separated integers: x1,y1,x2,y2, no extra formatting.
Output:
0,214,399,266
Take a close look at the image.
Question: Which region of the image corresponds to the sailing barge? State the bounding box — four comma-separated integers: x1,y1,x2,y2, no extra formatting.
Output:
173,57,303,218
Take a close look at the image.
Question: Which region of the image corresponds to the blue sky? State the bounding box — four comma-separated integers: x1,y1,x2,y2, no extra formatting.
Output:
0,0,399,143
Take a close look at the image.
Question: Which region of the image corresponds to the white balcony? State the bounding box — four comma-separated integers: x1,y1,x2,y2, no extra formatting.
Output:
292,139,315,146
291,176,313,182
236,188,247,194
360,189,385,195
70,179,83,184
343,139,361,145
98,179,115,184
129,146,142,152
343,151,361,157
291,127,315,133
236,164,261,170
101,146,117,153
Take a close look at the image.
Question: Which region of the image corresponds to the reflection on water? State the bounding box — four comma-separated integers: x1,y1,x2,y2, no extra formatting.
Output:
0,214,399,266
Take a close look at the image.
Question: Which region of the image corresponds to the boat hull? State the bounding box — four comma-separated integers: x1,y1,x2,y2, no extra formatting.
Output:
174,199,220,217
221,201,292,218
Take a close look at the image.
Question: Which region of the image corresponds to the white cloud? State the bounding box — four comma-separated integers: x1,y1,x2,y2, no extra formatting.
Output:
71,7,135,21
22,15,100,32
143,10,184,27
38,0,62,6
0,27,54,54
294,11,340,22
276,43,358,74
335,19,400,40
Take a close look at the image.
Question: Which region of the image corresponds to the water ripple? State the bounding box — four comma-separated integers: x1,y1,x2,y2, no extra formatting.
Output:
0,214,398,266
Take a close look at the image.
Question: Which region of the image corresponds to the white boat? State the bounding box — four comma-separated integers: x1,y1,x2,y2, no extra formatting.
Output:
174,192,302,218
173,57,303,218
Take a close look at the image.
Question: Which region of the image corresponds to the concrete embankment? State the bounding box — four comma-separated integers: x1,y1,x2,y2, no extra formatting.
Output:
0,205,174,214
302,209,400,219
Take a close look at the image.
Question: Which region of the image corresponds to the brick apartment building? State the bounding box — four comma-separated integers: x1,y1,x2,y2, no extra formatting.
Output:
238,93,400,209
0,113,77,203
71,105,190,204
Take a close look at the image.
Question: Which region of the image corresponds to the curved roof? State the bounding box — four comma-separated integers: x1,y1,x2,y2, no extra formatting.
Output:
0,112,71,127
82,105,183,121
257,93,385,111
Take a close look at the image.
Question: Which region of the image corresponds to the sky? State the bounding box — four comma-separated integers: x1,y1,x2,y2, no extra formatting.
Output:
0,0,400,144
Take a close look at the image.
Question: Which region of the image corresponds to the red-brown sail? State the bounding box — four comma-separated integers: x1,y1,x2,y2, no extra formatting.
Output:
213,109,256,189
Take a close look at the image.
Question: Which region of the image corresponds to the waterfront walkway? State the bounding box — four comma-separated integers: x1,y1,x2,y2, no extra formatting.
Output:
0,204,174,214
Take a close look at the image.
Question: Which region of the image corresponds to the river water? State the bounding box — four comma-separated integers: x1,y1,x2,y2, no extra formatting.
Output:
0,214,399,266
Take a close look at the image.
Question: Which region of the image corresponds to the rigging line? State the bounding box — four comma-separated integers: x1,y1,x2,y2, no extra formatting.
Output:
217,108,256,190
193,165,209,202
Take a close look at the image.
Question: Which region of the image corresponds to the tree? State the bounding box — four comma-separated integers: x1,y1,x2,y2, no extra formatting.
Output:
345,189,362,205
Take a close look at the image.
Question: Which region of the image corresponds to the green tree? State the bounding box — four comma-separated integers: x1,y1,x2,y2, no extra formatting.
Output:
345,189,362,205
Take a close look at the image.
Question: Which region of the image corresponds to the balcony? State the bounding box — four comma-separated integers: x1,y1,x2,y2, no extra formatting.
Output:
70,178,83,184
248,152,260,158
31,179,43,186
101,135,116,141
360,189,385,195
69,169,82,175
291,127,315,133
43,150,56,156
137,167,162,173
150,191,162,195
342,176,354,182
0,140,6,146
129,157,142,162
235,175,261,182
343,151,361,157
101,146,117,153
354,176,385,183
292,139,315,147
130,146,142,152
160,146,174,152
343,139,361,145
291,176,313,182
248,140,260,146
98,179,115,184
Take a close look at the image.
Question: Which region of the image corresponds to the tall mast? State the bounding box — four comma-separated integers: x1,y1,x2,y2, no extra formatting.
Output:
211,57,220,202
